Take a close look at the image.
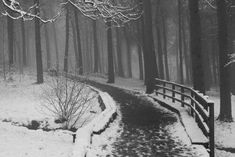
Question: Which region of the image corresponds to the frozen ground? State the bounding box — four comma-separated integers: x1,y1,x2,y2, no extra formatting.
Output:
0,73,101,157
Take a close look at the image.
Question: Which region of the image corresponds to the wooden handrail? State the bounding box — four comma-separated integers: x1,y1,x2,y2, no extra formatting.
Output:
155,78,211,104
154,78,214,157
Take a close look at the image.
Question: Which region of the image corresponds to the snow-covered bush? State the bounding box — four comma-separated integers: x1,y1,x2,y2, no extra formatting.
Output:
41,76,96,129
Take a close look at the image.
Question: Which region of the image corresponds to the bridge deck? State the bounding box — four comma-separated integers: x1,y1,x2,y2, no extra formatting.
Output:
150,94,209,145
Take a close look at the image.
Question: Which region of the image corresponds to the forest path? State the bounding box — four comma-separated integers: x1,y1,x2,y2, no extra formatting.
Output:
85,80,202,157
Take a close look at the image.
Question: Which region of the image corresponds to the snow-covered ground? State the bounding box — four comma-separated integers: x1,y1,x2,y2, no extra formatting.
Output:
0,73,101,157
206,89,235,156
87,74,235,157
0,122,73,157
1,72,234,157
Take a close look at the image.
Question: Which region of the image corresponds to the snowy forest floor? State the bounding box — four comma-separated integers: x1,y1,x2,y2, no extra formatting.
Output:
0,72,101,157
0,72,234,157
88,73,235,157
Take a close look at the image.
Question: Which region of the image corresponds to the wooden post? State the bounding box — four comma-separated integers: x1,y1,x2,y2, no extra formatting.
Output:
209,102,215,157
181,87,185,107
172,84,175,102
73,134,76,143
163,82,166,98
191,91,194,117
155,80,158,96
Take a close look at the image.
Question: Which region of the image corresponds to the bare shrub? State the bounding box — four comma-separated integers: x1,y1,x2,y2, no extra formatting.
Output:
41,76,97,129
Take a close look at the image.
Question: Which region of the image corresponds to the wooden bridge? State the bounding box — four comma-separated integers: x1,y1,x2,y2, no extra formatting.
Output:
153,78,215,157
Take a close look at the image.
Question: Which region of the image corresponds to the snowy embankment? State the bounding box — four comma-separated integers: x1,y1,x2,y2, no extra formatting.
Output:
72,88,117,157
0,73,117,157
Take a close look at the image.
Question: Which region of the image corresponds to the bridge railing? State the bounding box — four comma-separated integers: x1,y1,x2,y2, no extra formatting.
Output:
154,78,214,157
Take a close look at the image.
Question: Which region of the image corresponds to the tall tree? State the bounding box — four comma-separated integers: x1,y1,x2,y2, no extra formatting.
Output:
143,0,158,93
64,7,70,73
136,20,144,80
71,20,79,70
74,9,83,75
116,27,125,77
34,0,43,83
156,25,164,79
93,20,99,73
21,19,27,66
124,26,132,78
107,20,115,83
134,19,144,80
2,17,6,80
44,23,51,70
189,0,205,93
156,2,164,79
161,14,170,81
178,0,184,84
52,22,59,72
7,11,14,68
217,0,233,121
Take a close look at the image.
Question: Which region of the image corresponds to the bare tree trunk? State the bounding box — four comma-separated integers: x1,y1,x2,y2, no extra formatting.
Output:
217,0,233,121
74,10,83,75
34,0,43,83
44,24,51,70
21,19,27,67
16,40,23,75
52,23,59,72
107,20,115,83
143,0,159,93
182,15,191,84
178,0,184,84
64,8,70,73
189,0,205,93
71,20,80,70
211,41,218,85
93,20,99,73
2,18,6,80
162,15,169,81
156,26,164,79
137,42,144,80
116,27,125,77
137,18,144,80
124,26,132,78
7,12,14,68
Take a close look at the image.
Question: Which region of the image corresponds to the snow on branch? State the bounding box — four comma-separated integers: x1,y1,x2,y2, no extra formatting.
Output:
68,0,143,26
204,0,216,10
1,0,143,25
225,53,235,67
1,0,64,23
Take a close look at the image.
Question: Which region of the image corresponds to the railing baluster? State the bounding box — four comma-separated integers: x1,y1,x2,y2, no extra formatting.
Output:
155,80,158,96
172,84,175,103
209,102,215,157
153,78,214,156
181,87,185,107
163,82,166,99
191,91,194,117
